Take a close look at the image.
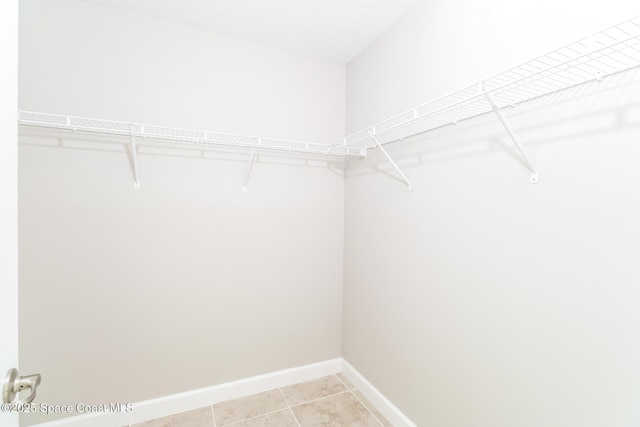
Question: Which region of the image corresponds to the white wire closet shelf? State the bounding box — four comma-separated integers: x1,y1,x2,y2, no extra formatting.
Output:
18,16,640,188
17,111,363,158
335,16,640,151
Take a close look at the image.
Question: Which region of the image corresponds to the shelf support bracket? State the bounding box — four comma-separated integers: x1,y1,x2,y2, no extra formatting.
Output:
368,131,412,191
484,88,539,183
129,136,140,189
243,150,255,193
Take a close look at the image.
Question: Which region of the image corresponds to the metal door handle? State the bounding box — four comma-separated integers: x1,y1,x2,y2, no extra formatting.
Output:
3,369,41,405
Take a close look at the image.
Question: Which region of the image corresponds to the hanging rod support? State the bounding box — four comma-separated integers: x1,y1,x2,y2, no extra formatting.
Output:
129,136,140,189
483,87,539,183
243,150,255,193
368,131,412,191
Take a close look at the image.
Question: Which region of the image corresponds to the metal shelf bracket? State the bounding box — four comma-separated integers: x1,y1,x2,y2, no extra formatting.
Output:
368,131,412,191
129,136,140,189
483,84,539,184
243,150,255,193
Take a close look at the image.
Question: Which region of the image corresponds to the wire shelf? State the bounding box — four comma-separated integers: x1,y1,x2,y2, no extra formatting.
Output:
338,16,640,150
18,111,364,158
18,17,640,159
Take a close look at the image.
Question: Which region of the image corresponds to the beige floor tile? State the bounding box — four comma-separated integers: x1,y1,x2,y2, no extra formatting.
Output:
352,390,393,427
335,373,356,390
231,409,298,427
291,392,380,427
213,389,287,426
280,375,346,406
131,406,214,427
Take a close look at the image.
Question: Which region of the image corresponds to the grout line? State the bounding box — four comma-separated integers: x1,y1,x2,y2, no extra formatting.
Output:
333,373,354,391
335,373,386,427
349,390,386,427
218,388,297,427
221,406,290,427
210,404,217,427
288,389,351,408
278,387,291,407
279,388,301,427
288,405,302,427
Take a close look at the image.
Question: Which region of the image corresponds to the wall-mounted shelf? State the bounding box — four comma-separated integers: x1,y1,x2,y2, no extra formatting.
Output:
17,110,364,158
338,16,640,150
338,16,640,187
18,16,640,190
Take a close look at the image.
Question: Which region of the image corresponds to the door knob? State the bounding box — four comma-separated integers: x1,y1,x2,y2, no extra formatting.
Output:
3,369,41,405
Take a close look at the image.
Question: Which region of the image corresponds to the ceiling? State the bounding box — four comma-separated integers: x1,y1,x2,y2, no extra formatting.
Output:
81,0,422,63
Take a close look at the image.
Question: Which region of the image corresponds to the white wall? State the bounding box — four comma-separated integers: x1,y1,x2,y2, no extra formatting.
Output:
18,1,345,425
344,1,640,426
19,0,345,143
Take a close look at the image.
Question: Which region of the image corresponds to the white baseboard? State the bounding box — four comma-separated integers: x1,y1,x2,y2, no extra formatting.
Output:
33,358,416,427
34,358,342,427
340,359,417,427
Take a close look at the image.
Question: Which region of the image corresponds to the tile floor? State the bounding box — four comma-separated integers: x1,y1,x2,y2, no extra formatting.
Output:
128,373,392,427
